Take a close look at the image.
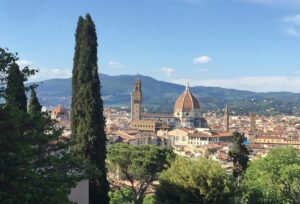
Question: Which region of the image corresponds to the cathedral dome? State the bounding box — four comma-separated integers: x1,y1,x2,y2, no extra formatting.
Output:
174,84,200,113
51,105,69,121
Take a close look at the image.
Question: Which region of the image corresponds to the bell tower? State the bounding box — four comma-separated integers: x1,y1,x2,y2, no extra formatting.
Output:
249,112,256,141
224,104,229,132
131,79,142,121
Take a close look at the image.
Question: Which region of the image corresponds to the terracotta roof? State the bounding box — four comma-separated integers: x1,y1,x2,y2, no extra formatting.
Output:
187,131,234,138
216,132,234,137
179,127,193,132
255,136,284,140
189,131,214,138
142,113,173,118
116,131,133,140
249,143,265,149
174,86,200,112
52,105,68,115
207,144,222,148
160,125,171,129
123,129,140,135
219,151,230,161
115,130,154,141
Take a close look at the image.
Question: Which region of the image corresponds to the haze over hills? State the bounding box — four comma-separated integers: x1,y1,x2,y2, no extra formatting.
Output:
33,74,300,116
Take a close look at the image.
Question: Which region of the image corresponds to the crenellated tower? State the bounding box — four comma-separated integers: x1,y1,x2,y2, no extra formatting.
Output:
131,79,142,121
224,104,229,132
249,112,256,141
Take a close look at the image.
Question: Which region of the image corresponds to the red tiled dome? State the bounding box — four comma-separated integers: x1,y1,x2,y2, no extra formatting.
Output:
174,86,200,112
52,105,69,120
52,105,67,115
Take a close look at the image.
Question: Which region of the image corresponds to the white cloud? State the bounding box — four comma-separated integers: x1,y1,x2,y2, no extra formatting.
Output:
29,68,72,82
193,56,212,64
160,67,176,77
283,14,300,26
282,14,300,37
15,59,72,82
107,61,124,69
16,59,34,68
285,27,300,36
172,75,300,93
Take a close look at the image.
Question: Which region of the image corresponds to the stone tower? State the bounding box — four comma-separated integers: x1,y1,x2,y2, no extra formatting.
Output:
224,104,229,132
131,79,142,121
249,112,256,141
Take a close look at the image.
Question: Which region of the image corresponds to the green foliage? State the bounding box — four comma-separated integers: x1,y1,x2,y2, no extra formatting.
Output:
109,188,133,204
71,14,109,203
0,48,17,96
143,195,155,204
229,132,249,178
0,48,17,71
0,47,89,203
5,63,27,111
109,188,155,204
70,16,83,140
156,156,232,204
241,147,300,204
107,143,174,204
28,87,42,115
0,48,37,107
0,106,87,204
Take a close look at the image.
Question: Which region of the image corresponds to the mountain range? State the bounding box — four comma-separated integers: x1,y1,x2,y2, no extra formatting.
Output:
33,74,300,116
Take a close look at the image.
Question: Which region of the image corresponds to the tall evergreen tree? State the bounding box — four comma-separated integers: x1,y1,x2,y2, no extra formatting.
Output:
28,87,42,115
0,48,18,97
1,48,87,203
71,14,109,204
229,132,249,178
71,16,84,141
5,62,27,111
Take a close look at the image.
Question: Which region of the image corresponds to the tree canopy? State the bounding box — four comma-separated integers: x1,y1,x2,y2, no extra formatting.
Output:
5,63,27,111
229,132,250,178
0,48,17,96
28,86,42,115
156,156,233,204
0,47,88,203
0,107,87,203
71,14,109,203
107,143,174,204
241,147,300,204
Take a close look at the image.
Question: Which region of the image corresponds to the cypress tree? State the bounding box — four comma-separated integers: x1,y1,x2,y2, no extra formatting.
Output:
5,62,27,111
28,87,41,115
229,132,249,178
71,16,84,140
71,14,109,204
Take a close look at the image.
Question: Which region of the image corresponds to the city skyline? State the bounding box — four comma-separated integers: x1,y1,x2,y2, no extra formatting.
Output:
1,0,300,92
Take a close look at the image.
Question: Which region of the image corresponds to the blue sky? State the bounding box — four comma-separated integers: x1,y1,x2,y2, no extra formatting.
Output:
1,0,300,92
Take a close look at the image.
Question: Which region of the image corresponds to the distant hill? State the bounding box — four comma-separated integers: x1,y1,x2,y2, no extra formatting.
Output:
32,74,300,116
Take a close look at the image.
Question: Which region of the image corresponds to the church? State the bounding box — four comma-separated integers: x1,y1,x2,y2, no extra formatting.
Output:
129,78,215,131
173,82,208,128
128,78,234,148
129,79,163,133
